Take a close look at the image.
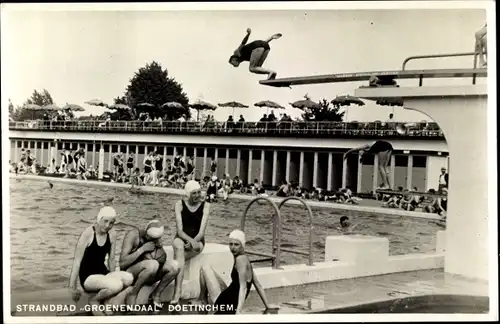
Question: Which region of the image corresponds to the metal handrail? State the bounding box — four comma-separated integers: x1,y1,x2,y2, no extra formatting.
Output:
241,196,282,269
277,197,314,266
401,52,478,70
8,120,445,138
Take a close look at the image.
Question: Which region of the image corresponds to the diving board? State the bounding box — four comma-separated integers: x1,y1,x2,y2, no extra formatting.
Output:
259,68,487,87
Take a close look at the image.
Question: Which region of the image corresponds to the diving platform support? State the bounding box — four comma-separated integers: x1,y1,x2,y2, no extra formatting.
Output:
260,67,490,281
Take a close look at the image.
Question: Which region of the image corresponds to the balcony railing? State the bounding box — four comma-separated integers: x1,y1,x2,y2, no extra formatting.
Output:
8,120,444,138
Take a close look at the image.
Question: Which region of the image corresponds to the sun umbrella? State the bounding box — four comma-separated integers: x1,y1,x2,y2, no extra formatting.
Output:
331,95,365,107
62,103,85,112
161,101,183,109
43,104,62,111
331,95,365,121
376,98,404,107
254,100,284,115
137,102,155,108
108,103,132,110
84,99,108,107
23,104,43,110
290,94,320,111
189,100,217,121
218,101,249,116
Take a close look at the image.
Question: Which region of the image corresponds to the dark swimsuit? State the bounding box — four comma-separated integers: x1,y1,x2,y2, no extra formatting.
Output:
127,157,134,169
176,200,206,247
368,140,393,154
240,40,270,62
144,158,152,173
78,226,111,290
155,158,163,172
214,258,253,314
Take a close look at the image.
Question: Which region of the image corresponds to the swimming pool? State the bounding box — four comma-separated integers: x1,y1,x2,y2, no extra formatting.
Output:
9,178,443,294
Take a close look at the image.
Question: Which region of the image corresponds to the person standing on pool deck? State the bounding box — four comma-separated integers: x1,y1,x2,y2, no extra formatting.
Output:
171,180,210,304
228,28,283,80
68,206,134,316
120,220,180,306
343,140,393,189
202,230,276,314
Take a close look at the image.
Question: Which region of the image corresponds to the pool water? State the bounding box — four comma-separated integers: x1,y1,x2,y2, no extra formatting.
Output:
9,179,443,294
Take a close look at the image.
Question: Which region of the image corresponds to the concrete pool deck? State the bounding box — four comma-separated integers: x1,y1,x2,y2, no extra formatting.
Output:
9,174,443,220
242,269,489,314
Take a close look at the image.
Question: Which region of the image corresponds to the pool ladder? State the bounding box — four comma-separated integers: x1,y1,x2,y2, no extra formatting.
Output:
240,196,314,269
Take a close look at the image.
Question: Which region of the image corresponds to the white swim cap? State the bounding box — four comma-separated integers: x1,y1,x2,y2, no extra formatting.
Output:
97,206,117,222
229,229,246,248
146,220,164,239
184,180,201,196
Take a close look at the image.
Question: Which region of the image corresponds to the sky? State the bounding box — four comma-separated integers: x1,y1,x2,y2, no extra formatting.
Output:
1,3,488,122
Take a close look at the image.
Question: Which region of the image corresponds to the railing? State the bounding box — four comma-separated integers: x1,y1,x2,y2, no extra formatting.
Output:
241,196,282,269
9,120,445,138
401,52,481,84
240,196,315,268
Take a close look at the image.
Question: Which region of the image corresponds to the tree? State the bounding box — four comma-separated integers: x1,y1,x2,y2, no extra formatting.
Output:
11,89,56,121
301,98,345,122
114,61,190,120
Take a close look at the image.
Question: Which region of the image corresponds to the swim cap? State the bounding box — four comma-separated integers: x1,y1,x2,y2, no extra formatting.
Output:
97,206,117,222
146,220,164,239
211,176,217,181
184,180,201,196
229,229,246,248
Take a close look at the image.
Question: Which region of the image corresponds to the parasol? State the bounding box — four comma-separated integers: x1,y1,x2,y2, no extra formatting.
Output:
189,100,217,121
331,95,365,107
108,103,132,110
84,99,108,107
137,102,155,108
62,103,85,112
290,94,320,111
254,100,284,115
331,95,365,121
161,101,183,109
218,101,249,116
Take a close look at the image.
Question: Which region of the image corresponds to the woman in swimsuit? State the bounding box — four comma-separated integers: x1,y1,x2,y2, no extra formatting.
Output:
126,152,135,176
68,206,134,316
77,156,88,180
200,230,276,314
171,180,210,304
344,140,394,189
143,152,153,185
228,28,282,80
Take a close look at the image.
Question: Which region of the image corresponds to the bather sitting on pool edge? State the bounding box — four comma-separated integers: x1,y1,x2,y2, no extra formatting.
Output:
171,180,211,304
68,206,134,316
198,230,278,314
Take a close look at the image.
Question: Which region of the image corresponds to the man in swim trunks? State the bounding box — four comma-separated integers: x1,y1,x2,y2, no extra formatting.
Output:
344,140,393,189
229,28,282,80
120,220,180,305
475,23,487,67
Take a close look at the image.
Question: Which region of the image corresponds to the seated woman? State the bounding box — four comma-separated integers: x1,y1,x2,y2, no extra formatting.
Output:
275,181,289,197
251,179,266,195
68,206,134,316
171,180,211,304
229,28,283,80
206,176,219,202
199,230,277,314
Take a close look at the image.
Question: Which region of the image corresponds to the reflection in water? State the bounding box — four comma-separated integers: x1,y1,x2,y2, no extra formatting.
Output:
9,179,441,293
